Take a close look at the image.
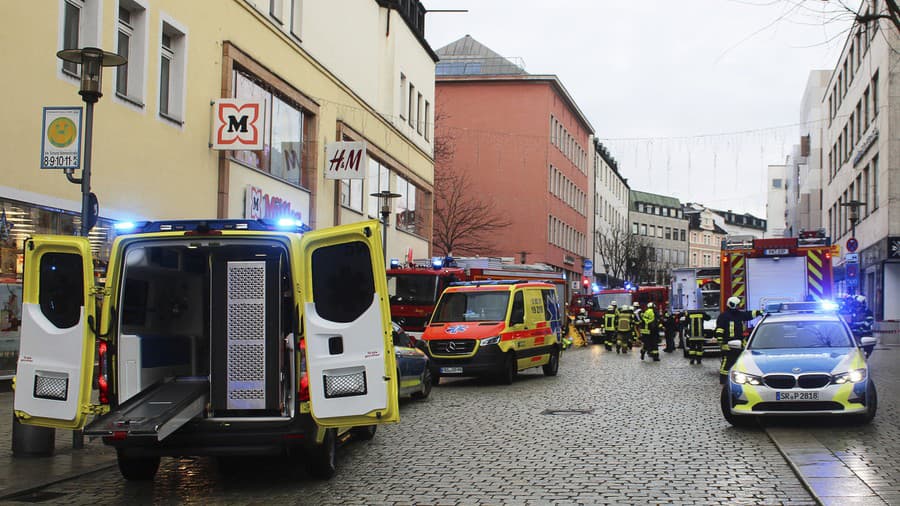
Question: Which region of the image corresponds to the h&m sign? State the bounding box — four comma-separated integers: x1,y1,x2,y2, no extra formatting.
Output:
212,99,264,150
324,141,367,180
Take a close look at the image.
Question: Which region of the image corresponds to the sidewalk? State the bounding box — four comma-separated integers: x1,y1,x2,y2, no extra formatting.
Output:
0,383,115,499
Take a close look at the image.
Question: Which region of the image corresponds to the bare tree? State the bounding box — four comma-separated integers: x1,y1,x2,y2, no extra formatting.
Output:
431,113,512,256
595,228,654,286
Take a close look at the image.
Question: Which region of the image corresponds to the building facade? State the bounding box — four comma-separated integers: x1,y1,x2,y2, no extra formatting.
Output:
629,190,689,285
591,140,630,287
820,0,900,319
766,163,789,237
684,205,727,268
434,35,595,293
0,0,436,377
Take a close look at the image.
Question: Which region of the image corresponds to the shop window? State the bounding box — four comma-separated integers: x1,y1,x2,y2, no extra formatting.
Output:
367,158,390,219
232,68,309,188
396,176,424,236
39,253,84,329
340,178,363,213
311,241,374,323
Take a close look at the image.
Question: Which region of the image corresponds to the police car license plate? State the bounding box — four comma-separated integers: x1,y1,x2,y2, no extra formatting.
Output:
440,367,463,374
776,391,819,401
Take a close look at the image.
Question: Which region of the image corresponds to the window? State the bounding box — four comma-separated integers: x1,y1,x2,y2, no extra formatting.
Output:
864,87,870,126
396,176,424,235
649,225,655,237
290,0,302,37
61,0,101,76
872,155,879,210
114,1,147,103
62,1,82,75
864,165,870,216
232,68,310,188
399,74,406,120
632,222,638,235
657,226,663,239
270,0,284,22
311,242,375,323
680,229,685,241
637,203,644,213
772,178,782,189
416,92,423,135
39,253,84,329
340,174,363,213
408,83,415,128
424,100,430,141
159,21,186,122
872,71,879,118
640,224,647,236
665,227,671,240
367,158,390,219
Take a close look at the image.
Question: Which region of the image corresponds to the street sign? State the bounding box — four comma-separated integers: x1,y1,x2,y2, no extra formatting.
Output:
40,106,82,169
583,259,593,274
324,141,367,180
845,253,859,263
846,237,859,253
211,99,264,150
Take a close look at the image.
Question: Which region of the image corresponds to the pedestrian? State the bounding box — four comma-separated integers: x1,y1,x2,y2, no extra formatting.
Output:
615,302,633,354
716,296,762,383
685,310,710,365
662,311,678,352
603,301,618,351
640,302,660,361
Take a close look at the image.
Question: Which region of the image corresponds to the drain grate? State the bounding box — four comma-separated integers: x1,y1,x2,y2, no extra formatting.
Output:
6,491,68,503
540,408,593,416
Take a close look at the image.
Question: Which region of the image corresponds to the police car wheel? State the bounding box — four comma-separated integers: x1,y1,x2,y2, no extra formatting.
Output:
307,428,337,480
117,450,160,481
542,348,559,376
855,381,877,424
412,368,433,399
720,387,757,428
499,353,517,385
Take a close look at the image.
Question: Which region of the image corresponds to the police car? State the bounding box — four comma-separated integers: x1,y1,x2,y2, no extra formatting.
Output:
721,302,877,427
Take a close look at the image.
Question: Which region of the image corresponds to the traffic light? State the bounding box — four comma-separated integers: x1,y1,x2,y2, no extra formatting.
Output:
582,277,590,288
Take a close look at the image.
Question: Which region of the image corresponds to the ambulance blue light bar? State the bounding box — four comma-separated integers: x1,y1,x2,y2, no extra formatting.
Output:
113,219,311,235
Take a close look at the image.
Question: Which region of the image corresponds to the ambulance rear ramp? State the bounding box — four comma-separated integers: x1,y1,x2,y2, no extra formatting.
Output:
85,377,208,442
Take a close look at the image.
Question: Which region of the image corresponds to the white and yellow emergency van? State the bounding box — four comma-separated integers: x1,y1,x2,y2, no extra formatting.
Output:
13,219,399,480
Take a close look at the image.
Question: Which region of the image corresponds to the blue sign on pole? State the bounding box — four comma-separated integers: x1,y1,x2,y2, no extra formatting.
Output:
583,259,593,273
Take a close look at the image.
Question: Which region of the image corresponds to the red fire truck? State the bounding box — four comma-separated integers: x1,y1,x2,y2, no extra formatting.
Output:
387,258,567,339
719,230,837,312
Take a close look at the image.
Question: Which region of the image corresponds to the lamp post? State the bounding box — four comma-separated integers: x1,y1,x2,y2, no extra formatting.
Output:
370,190,402,261
56,47,126,237
840,200,867,240
603,263,610,289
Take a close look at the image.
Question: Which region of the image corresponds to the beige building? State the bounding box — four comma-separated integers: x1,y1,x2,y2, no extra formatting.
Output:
0,0,436,377
629,190,689,285
684,205,726,269
591,140,630,287
820,0,900,319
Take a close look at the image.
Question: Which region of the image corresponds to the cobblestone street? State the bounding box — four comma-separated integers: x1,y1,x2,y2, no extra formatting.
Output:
24,343,829,505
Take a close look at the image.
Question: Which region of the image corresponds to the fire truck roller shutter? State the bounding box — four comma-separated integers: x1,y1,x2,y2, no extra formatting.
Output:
745,256,808,312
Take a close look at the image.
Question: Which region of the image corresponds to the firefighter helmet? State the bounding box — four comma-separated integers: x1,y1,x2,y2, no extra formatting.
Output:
727,296,741,309
611,300,618,307
647,302,655,309
855,295,867,304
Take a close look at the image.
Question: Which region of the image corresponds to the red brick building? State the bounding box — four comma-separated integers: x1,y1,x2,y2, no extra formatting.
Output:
435,36,594,288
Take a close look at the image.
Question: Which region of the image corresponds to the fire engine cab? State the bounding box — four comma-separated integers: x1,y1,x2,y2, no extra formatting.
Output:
720,230,837,312
13,219,399,481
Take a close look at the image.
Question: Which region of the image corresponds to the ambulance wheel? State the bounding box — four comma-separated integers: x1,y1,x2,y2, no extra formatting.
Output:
116,450,160,481
542,348,559,376
720,387,756,428
352,425,377,441
499,353,517,385
411,368,432,399
307,428,337,480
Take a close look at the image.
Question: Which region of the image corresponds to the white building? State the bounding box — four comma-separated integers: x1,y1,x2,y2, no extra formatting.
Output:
785,70,830,237
591,140,630,286
820,0,900,320
766,164,788,237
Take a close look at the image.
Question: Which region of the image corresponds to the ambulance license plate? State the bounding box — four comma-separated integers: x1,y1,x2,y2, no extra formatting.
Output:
776,391,818,401
440,367,463,374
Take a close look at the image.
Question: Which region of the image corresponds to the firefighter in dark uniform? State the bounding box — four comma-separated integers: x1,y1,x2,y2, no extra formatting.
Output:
686,310,711,365
716,296,763,382
662,311,678,353
616,303,633,354
603,301,618,351
640,302,660,361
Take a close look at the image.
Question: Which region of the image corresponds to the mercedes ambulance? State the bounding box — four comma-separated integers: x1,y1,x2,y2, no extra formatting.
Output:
421,281,562,384
13,219,399,481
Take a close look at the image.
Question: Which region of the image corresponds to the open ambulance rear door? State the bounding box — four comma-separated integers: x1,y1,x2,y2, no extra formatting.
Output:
14,236,97,430
300,220,400,428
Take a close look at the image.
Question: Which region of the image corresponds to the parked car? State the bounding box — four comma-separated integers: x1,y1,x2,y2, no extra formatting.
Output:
392,323,432,399
721,302,877,426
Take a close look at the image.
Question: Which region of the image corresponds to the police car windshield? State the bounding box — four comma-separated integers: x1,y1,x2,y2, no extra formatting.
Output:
749,321,854,349
432,291,510,323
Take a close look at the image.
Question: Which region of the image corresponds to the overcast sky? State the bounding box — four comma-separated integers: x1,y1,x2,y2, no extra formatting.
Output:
421,0,860,217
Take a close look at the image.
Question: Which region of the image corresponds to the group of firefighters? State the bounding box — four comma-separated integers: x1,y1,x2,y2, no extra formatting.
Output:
589,296,762,380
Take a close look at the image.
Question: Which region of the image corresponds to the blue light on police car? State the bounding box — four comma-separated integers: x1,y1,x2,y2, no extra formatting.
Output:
820,300,839,311
113,221,136,232
390,258,400,268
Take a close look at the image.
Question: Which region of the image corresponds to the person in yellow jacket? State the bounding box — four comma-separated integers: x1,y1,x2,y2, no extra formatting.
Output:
602,302,618,351
640,302,660,361
615,304,633,354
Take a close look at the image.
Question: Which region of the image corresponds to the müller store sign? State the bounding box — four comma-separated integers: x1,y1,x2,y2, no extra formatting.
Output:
244,185,302,221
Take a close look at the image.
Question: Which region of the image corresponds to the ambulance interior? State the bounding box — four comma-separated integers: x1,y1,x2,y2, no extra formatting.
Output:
116,239,295,420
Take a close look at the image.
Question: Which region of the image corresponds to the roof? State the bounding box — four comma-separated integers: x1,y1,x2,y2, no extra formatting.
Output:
630,189,681,210
709,208,767,230
435,35,527,76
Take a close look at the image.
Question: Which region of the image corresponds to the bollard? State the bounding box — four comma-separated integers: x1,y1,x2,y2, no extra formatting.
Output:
11,415,55,458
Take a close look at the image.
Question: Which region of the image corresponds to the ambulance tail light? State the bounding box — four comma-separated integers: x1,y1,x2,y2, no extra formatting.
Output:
97,340,109,405
298,339,309,402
